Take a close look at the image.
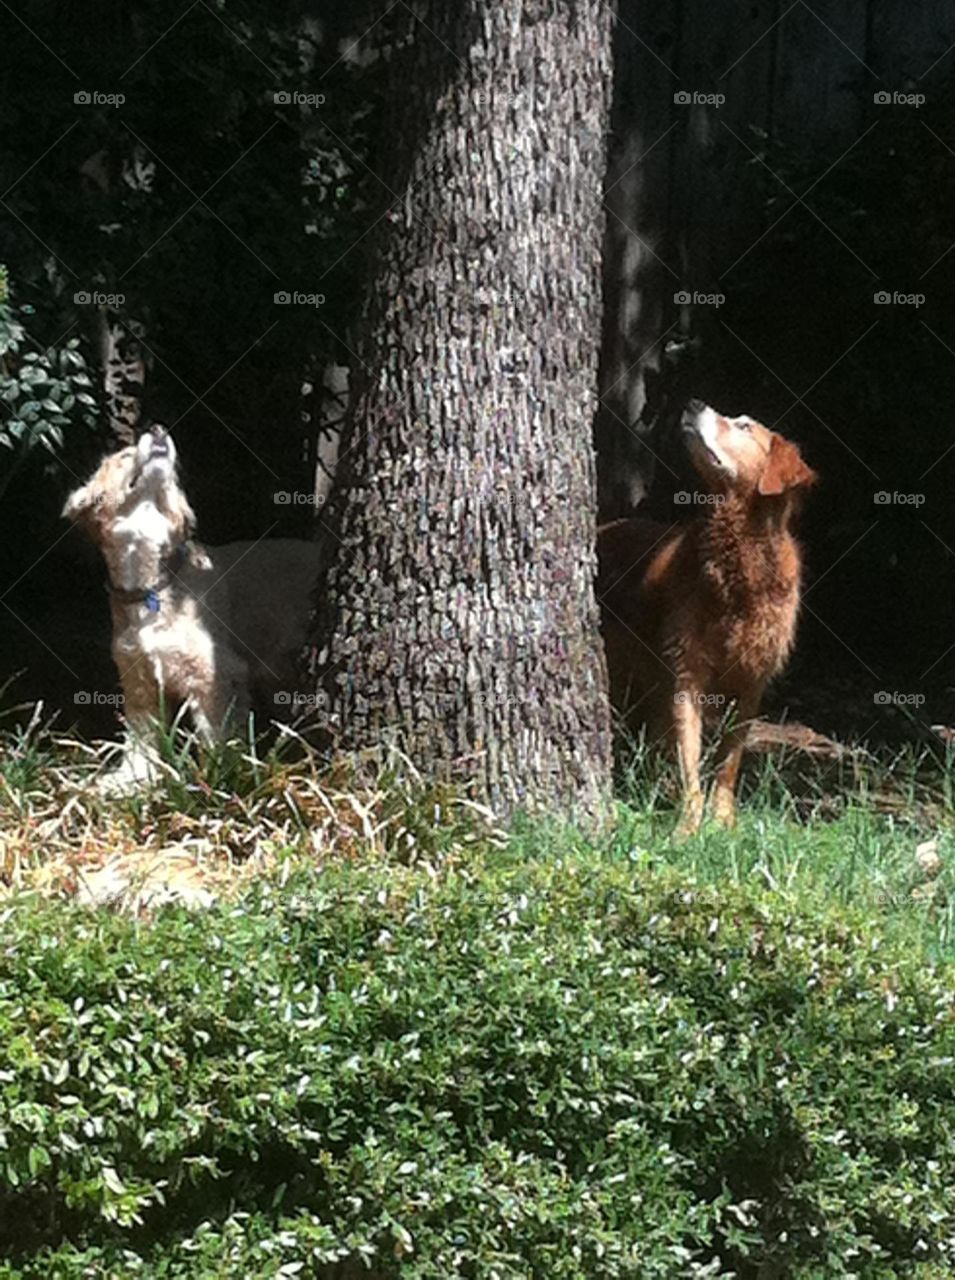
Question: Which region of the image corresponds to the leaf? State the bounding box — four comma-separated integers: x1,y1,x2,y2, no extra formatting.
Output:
101,1165,126,1195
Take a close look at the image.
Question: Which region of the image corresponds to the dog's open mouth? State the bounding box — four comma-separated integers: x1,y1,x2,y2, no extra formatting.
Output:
696,439,725,470
683,423,729,475
128,432,174,490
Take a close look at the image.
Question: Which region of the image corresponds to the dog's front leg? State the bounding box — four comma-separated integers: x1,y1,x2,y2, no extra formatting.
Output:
711,690,763,827
96,711,163,795
94,655,166,794
673,689,704,837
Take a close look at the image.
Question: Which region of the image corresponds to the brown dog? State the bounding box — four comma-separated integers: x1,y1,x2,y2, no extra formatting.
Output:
597,401,816,834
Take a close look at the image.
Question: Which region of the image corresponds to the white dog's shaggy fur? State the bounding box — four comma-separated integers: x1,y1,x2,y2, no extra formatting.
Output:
63,425,323,788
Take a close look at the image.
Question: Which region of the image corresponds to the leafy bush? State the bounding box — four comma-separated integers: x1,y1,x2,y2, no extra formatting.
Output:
0,267,99,502
1,852,954,1277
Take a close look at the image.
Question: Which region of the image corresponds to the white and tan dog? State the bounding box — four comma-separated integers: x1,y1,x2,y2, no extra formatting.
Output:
64,424,322,788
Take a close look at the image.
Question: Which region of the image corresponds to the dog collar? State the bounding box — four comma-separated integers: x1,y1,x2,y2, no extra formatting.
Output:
106,543,189,610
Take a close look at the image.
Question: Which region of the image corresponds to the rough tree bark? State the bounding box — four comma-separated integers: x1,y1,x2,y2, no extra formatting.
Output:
307,0,615,822
80,145,153,445
96,309,147,445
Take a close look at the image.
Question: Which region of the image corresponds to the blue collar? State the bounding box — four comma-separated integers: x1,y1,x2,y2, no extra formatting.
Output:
107,542,189,611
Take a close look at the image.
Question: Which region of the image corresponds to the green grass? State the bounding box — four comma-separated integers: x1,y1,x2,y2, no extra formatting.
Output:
515,732,955,961
1,706,952,956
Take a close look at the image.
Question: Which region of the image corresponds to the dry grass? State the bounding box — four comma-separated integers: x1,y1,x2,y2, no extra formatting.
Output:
0,712,505,914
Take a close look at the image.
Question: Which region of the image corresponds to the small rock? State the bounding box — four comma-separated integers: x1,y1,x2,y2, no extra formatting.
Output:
916,838,943,879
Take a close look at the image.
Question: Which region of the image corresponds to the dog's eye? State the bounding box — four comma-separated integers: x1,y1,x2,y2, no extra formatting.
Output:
735,418,752,432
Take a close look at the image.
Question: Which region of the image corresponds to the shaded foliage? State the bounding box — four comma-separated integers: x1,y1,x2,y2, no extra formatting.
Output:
1,853,954,1276
0,267,98,503
0,1,384,543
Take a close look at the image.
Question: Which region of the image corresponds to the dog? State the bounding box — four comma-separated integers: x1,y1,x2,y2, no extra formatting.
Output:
597,400,816,834
63,424,323,789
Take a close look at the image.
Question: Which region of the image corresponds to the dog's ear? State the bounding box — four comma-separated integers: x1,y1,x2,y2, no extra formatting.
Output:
758,434,816,496
187,541,213,571
165,486,199,543
62,482,93,523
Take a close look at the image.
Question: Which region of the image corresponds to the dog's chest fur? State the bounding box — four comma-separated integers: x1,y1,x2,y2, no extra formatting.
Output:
684,503,802,685
660,504,803,696
112,592,215,703
110,501,172,591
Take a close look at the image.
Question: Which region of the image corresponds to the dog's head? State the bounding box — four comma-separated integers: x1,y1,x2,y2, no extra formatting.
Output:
63,424,198,553
682,401,816,504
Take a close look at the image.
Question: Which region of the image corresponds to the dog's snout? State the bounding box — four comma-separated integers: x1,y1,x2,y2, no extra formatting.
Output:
685,398,706,417
145,423,172,459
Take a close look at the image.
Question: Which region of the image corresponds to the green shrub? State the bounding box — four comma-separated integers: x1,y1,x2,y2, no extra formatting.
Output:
0,267,99,503
0,852,953,1277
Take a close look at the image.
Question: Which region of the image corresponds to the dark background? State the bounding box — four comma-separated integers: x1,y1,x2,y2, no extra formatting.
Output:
1,0,954,746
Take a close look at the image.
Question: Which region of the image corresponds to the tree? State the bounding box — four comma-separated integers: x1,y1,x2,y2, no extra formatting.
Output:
307,0,615,821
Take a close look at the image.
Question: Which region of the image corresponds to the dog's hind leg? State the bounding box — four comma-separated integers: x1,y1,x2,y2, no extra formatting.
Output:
190,660,252,744
710,690,763,827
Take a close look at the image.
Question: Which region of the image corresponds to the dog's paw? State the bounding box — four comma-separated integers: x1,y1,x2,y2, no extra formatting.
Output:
711,800,738,829
710,784,739,828
673,793,705,842
92,752,163,797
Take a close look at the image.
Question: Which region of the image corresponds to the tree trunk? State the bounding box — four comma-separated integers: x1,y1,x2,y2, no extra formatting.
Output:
96,309,146,445
306,0,615,822
81,142,154,446
596,0,677,517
